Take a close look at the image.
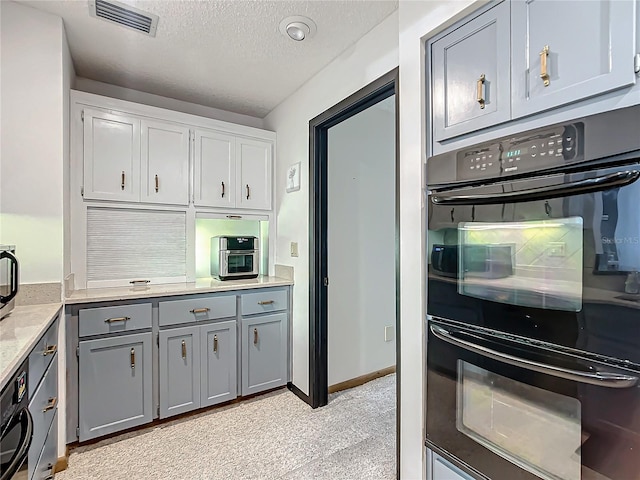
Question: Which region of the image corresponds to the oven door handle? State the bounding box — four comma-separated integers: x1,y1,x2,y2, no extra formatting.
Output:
431,324,639,388
0,407,34,480
431,170,640,205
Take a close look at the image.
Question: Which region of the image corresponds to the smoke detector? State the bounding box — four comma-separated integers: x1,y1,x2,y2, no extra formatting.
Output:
279,16,317,42
89,0,159,37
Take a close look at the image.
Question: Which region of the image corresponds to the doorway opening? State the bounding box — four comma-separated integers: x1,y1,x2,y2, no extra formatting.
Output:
308,67,399,469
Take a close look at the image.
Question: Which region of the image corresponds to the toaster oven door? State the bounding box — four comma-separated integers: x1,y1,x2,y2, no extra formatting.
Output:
224,251,257,275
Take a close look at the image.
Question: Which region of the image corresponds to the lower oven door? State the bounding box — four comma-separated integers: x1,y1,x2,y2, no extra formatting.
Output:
426,318,640,480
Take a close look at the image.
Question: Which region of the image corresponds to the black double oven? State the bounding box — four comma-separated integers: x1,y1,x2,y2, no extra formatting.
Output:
426,106,640,480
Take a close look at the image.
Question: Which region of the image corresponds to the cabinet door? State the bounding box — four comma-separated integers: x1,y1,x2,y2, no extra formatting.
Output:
200,320,237,407
431,1,511,141
236,137,272,210
194,129,236,208
159,325,200,418
79,332,152,441
241,313,287,396
431,453,473,480
83,108,141,202
141,120,190,205
511,0,636,119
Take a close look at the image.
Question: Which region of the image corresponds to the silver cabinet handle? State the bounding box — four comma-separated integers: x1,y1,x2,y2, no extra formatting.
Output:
430,324,638,388
190,307,210,314
254,328,258,345
43,345,57,356
129,279,150,285
42,397,57,413
246,184,250,200
105,316,130,323
121,171,125,190
130,348,135,369
213,335,218,353
258,300,274,305
155,174,159,193
221,181,225,198
181,340,187,359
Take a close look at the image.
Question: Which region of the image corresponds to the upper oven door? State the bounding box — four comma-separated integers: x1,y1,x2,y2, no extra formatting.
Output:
427,162,640,361
426,318,640,480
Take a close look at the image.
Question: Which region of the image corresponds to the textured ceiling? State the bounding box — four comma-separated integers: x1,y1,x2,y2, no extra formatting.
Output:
22,0,398,118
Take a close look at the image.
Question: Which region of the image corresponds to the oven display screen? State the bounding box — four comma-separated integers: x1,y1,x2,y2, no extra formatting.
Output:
505,147,528,158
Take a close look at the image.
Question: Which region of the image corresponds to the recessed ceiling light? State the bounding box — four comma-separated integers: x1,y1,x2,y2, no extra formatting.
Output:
279,16,317,42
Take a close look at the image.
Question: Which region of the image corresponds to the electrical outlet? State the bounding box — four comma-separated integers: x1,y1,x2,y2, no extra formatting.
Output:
290,242,299,257
547,242,566,257
384,325,394,342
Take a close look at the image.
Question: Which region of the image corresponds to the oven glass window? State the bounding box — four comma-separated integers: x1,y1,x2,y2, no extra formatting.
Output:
457,360,582,480
457,217,583,311
228,254,254,273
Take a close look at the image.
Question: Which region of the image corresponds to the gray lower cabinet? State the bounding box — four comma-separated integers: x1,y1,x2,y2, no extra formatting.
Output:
201,320,237,408
241,313,288,396
159,325,201,418
31,410,58,480
511,0,636,119
429,451,473,480
78,332,153,441
431,0,511,141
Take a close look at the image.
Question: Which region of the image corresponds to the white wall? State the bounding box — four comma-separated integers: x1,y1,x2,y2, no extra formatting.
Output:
263,10,399,398
327,96,396,386
0,1,74,284
397,2,479,479
75,77,265,129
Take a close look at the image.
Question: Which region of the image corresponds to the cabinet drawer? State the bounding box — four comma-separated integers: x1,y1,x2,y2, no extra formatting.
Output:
159,294,236,327
79,303,152,337
28,356,58,474
30,410,58,480
241,289,288,316
28,316,59,394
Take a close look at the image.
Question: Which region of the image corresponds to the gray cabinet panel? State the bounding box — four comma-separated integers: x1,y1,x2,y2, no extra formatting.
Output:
432,0,511,140
79,332,153,441
241,313,287,396
159,325,200,418
201,321,237,407
158,294,236,327
79,303,152,337
31,410,58,480
511,0,636,119
241,288,288,316
28,316,59,394
431,452,473,480
28,356,58,474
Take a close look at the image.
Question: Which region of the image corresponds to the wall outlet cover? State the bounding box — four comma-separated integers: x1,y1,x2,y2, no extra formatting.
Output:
384,325,394,342
290,241,299,257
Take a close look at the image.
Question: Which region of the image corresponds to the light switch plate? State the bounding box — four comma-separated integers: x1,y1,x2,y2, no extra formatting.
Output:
384,325,394,342
290,242,299,257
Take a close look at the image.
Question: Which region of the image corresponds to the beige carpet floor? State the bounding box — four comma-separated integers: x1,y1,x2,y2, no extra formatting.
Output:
55,374,397,480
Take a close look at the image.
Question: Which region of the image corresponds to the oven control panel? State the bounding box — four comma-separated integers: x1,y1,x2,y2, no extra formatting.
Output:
456,122,584,181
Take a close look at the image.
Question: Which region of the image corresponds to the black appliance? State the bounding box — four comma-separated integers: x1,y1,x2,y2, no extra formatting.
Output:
0,246,18,319
426,105,640,480
431,244,513,279
0,361,32,480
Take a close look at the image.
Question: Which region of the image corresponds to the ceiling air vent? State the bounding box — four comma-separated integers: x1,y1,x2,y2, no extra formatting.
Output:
89,0,159,37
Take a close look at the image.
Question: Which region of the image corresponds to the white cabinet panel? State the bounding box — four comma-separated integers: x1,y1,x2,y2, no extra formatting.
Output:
511,0,637,118
236,137,272,210
141,120,190,205
83,109,140,202
194,129,236,208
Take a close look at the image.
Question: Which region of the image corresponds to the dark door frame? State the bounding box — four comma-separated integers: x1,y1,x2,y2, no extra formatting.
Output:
306,67,400,427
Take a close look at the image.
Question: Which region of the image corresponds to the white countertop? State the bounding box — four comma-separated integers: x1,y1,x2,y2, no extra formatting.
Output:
0,303,62,389
65,276,293,304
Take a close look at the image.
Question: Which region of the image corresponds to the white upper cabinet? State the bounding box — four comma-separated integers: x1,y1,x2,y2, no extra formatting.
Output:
431,0,511,141
236,137,272,211
83,109,141,202
194,132,272,210
194,130,236,209
141,120,190,205
511,0,637,119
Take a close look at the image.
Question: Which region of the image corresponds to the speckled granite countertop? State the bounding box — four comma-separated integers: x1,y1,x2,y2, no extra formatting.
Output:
65,276,293,305
0,303,62,389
